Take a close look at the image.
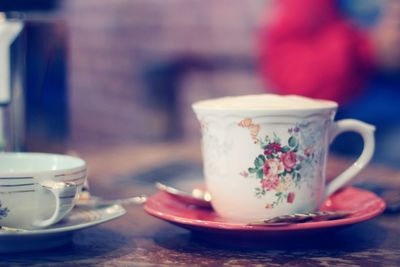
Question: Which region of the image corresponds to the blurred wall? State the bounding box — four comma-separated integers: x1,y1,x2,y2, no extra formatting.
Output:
63,0,268,147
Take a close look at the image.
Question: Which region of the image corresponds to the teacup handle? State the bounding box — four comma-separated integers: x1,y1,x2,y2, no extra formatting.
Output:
325,119,375,197
34,181,78,228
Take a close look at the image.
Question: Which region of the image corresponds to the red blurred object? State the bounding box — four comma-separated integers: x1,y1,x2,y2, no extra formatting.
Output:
259,0,376,104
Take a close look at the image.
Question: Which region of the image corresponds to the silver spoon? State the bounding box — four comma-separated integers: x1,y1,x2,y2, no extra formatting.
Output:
76,195,147,208
155,182,212,208
248,210,352,226
77,179,147,208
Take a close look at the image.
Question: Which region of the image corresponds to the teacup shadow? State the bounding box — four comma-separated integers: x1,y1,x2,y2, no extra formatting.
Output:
0,227,133,264
154,221,386,257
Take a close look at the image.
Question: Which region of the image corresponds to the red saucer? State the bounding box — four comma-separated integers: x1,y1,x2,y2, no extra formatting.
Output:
144,187,386,238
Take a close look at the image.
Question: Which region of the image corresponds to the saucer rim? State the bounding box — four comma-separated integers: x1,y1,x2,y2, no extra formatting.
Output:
0,204,126,236
143,187,386,232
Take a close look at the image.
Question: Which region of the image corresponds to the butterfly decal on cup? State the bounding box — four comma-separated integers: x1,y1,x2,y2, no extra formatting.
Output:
238,118,260,144
0,201,10,219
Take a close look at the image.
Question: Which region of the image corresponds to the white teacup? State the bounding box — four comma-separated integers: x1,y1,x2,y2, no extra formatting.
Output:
193,94,375,222
0,153,86,229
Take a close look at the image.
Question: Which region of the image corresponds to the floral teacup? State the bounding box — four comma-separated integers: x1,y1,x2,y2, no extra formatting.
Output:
193,94,375,222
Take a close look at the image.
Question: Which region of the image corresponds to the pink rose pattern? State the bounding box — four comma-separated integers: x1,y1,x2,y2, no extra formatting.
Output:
287,192,295,203
241,119,313,209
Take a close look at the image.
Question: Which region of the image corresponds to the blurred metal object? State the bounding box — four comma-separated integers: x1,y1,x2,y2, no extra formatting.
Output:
0,10,69,152
0,14,24,151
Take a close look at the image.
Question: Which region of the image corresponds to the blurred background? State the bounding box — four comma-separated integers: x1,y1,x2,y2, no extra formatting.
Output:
0,0,266,151
0,0,399,165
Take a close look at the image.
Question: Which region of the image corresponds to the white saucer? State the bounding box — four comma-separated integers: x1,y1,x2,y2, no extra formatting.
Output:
0,204,126,253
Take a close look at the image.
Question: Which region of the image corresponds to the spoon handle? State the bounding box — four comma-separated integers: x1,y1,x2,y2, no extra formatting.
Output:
76,195,147,207
155,182,212,208
248,211,352,226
